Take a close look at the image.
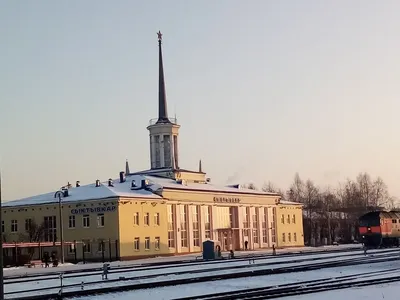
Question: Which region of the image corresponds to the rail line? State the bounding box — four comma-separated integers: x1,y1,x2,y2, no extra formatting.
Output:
7,250,400,300
6,248,394,285
4,245,365,280
173,270,400,300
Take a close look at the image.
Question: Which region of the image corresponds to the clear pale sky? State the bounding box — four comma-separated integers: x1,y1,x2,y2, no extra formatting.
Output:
1,1,400,201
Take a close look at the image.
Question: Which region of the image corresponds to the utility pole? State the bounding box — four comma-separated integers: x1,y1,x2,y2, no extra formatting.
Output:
0,172,4,300
55,191,65,264
327,201,331,245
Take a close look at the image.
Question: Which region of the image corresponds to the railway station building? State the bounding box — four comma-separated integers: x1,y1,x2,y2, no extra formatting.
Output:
2,32,304,262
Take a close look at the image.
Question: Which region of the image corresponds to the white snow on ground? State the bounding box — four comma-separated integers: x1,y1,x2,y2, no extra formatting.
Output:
4,248,399,299
67,260,400,300
3,244,361,277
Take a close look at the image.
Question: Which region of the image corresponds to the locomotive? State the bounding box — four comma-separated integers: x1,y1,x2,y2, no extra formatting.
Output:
359,211,400,248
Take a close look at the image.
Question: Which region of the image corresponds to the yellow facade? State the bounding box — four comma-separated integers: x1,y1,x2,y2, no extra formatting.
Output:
276,204,304,247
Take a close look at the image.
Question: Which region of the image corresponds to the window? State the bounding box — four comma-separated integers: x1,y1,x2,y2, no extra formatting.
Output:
154,135,161,168
154,213,160,226
97,213,105,227
252,211,258,229
292,214,296,224
155,237,160,250
68,244,75,254
163,135,171,167
281,214,285,224
287,214,290,224
144,213,150,226
83,215,90,228
133,212,139,225
271,208,277,244
253,229,259,244
167,205,175,248
262,229,268,244
204,206,212,239
43,216,57,242
288,233,291,242
294,232,297,242
243,207,250,228
262,208,268,244
69,215,76,228
83,240,91,253
25,218,32,232
11,220,18,233
134,237,140,251
282,233,286,243
180,205,188,248
145,237,150,250
98,240,105,252
192,206,200,247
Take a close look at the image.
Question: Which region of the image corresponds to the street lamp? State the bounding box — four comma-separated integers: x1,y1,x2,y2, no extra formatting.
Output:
54,190,65,264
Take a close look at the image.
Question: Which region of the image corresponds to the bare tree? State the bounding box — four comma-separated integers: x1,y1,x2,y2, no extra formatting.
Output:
246,183,257,190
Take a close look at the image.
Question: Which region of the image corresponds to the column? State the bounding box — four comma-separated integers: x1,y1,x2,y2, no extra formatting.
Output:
237,206,244,250
249,207,254,250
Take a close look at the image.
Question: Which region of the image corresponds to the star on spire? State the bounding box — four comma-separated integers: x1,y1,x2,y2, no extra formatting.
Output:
157,31,162,42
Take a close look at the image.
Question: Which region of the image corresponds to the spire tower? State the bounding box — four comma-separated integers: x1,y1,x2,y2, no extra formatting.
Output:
157,31,169,124
125,159,130,175
199,159,203,173
147,31,181,170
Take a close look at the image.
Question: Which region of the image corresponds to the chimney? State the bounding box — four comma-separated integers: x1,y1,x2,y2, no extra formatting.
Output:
76,181,81,187
95,179,101,187
108,179,114,187
131,180,137,189
119,171,126,183
67,182,72,189
62,188,69,197
141,179,148,189
206,178,211,183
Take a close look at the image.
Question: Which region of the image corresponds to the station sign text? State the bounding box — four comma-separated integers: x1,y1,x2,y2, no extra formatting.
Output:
71,206,116,215
213,197,241,203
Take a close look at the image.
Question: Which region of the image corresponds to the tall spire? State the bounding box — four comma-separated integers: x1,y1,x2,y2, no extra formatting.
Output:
156,31,170,124
199,159,202,173
125,159,130,175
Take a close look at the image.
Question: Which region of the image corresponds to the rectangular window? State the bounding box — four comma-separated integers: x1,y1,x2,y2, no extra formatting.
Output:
83,240,91,253
204,206,212,239
252,211,258,229
144,213,150,226
192,205,200,247
98,240,105,252
294,232,297,242
145,237,150,250
154,135,161,168
292,214,296,224
83,215,90,228
163,135,171,167
97,213,105,227
262,208,268,244
243,207,250,228
262,229,268,244
282,233,286,243
180,205,188,248
253,229,259,244
25,218,32,232
288,232,291,242
155,237,160,250
43,216,57,242
167,205,175,248
11,220,18,233
271,208,277,244
68,215,76,228
154,213,160,226
134,237,140,251
287,214,290,224
281,215,285,224
133,212,139,225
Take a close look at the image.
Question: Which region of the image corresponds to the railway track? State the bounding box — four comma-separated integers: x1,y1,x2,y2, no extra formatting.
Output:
6,248,393,285
4,245,365,280
173,269,400,300
7,250,400,300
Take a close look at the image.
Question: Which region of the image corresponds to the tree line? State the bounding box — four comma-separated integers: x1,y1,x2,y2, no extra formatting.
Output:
245,172,398,246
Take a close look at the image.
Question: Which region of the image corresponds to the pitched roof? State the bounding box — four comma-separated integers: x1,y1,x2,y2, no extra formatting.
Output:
3,177,161,208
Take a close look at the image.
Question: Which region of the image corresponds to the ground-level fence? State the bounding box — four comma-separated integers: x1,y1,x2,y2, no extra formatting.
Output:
2,239,120,267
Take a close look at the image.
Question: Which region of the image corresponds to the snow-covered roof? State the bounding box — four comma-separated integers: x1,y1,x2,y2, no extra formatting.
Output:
279,200,303,206
4,174,281,208
137,175,280,196
3,177,162,208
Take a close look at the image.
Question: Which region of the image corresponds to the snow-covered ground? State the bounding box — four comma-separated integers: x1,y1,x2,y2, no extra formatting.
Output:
3,244,361,277
4,247,400,299
66,259,400,300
